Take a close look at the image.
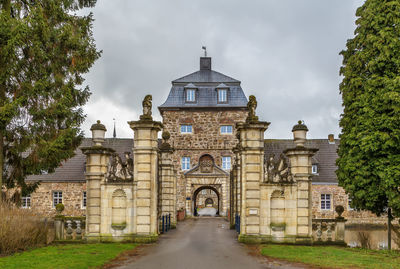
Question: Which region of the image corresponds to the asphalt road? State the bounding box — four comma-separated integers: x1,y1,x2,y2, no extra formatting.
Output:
117,218,306,269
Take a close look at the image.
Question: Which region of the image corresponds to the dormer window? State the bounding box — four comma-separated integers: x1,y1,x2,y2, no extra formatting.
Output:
186,89,196,102
184,84,197,103
218,89,228,103
312,164,318,174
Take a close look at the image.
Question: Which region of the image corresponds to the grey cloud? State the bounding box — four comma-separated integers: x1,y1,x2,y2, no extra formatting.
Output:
82,0,364,138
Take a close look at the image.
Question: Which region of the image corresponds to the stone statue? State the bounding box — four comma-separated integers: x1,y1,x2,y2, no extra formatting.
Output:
140,95,152,120
264,154,294,183
124,152,134,180
246,95,259,123
106,152,133,181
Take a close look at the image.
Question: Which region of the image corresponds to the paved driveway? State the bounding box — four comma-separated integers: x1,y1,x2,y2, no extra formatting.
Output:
116,218,307,269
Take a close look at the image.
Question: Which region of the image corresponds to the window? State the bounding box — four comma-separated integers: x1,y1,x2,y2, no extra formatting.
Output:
53,191,63,207
312,164,318,174
21,195,31,208
218,89,228,103
181,125,192,134
220,125,233,134
202,190,207,195
222,156,231,170
348,198,353,210
186,89,196,102
321,194,331,210
82,191,87,209
182,157,190,170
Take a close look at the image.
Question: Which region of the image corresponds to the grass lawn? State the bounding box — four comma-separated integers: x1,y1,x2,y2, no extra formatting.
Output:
0,243,137,269
261,245,400,269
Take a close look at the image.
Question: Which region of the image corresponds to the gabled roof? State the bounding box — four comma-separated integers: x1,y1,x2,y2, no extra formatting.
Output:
264,139,339,184
25,138,340,184
26,138,133,182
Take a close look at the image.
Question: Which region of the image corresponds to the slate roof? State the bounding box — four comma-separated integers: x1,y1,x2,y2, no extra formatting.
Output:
26,138,133,182
172,70,240,84
159,85,248,109
25,138,339,184
264,139,339,183
159,57,248,110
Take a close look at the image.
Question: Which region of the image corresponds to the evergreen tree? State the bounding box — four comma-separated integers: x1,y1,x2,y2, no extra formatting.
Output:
337,0,400,218
0,0,100,198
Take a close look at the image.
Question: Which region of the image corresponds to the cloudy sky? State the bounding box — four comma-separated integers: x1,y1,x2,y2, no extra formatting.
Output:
81,0,364,139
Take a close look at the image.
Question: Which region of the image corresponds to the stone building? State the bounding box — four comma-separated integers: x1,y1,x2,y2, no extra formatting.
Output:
14,55,383,242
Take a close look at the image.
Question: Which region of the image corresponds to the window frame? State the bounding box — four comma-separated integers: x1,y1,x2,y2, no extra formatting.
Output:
180,125,193,134
181,157,191,171
185,88,197,103
217,88,228,103
312,164,318,174
348,198,353,211
320,193,332,210
21,194,31,208
52,191,63,208
222,156,231,170
220,125,233,134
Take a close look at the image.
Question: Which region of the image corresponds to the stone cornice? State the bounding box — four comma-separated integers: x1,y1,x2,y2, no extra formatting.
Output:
283,146,318,156
128,120,163,130
81,146,115,155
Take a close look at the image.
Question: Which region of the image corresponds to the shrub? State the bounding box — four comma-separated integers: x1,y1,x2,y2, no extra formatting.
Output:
356,231,371,249
0,202,51,255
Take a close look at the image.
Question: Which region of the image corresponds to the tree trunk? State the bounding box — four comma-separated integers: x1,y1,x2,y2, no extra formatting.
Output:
0,130,3,203
0,0,11,205
388,208,392,251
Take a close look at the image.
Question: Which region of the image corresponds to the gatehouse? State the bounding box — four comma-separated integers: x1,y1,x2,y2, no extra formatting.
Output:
82,56,321,244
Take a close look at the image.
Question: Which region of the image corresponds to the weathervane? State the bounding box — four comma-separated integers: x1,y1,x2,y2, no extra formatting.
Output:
202,46,207,57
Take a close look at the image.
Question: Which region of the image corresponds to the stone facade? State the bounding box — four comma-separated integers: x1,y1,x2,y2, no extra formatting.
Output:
25,182,86,217
161,110,248,213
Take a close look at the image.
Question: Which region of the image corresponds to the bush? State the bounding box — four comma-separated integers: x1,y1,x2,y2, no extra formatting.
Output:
0,202,51,255
356,231,371,249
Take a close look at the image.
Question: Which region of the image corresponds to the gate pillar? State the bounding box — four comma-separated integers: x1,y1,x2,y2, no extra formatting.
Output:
129,95,162,242
237,96,270,243
159,131,177,227
82,120,114,242
284,121,318,243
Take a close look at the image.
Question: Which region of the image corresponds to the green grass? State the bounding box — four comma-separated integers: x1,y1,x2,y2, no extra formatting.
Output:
0,243,137,269
261,245,400,269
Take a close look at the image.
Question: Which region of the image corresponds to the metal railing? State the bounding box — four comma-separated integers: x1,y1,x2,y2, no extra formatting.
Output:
159,214,171,234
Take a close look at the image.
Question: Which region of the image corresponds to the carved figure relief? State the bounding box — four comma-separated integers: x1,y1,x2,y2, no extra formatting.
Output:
264,154,294,183
199,155,213,173
106,152,133,181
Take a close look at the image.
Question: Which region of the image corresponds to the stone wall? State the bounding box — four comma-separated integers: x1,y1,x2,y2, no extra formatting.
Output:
312,184,384,224
161,109,248,210
28,181,86,217
25,181,387,225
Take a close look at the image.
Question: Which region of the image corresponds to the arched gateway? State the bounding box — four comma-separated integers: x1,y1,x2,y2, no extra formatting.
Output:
82,56,318,244
184,155,228,216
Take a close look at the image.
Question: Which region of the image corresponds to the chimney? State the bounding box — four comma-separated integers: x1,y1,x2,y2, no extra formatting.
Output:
200,57,211,70
328,134,335,144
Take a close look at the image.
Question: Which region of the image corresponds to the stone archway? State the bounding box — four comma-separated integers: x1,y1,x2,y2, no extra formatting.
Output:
192,185,220,216
184,154,229,217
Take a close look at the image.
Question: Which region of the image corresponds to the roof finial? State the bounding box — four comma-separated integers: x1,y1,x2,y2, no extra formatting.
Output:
113,118,116,138
202,46,207,57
